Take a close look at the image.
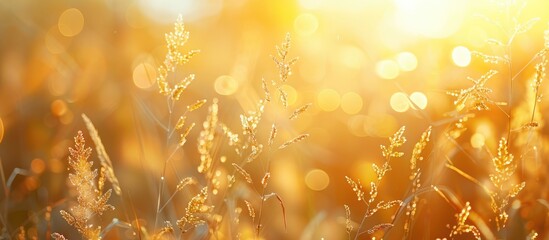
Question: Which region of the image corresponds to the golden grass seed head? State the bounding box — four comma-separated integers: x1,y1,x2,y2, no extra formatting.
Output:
261,172,271,188
278,134,309,150
289,103,311,120
232,163,253,184
244,200,255,219
175,116,187,130
268,124,277,146
187,99,207,112
262,78,271,102
344,205,353,234
345,176,364,201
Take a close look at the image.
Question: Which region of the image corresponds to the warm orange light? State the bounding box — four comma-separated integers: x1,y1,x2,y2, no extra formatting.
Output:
58,8,84,37
280,84,298,106
341,92,363,114
0,117,4,144
410,91,428,109
397,52,418,72
394,0,467,38
305,169,329,191
214,75,239,96
376,60,400,80
317,89,340,111
133,63,157,89
294,13,319,36
31,158,46,174
452,46,471,67
51,100,68,117
390,92,410,112
470,132,485,149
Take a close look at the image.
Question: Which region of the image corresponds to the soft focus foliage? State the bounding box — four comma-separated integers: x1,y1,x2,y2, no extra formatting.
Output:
2,0,549,239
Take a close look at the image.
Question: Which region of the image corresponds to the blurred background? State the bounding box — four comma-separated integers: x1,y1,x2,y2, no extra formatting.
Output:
1,0,549,239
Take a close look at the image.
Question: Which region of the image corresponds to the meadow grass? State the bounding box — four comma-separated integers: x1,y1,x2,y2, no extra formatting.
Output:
1,1,549,239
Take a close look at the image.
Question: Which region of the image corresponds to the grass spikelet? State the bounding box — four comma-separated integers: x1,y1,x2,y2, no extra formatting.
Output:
344,205,353,236
176,177,196,192
410,126,431,171
240,100,265,136
515,17,540,35
404,127,431,237
268,124,277,146
232,163,252,184
376,200,402,210
179,122,195,147
221,124,240,148
278,133,309,150
345,176,364,201
198,100,218,174
187,99,207,112
177,187,211,232
367,223,393,235
278,87,288,108
171,74,195,101
244,200,256,220
51,233,67,240
262,78,271,102
152,222,174,240
449,202,481,240
272,33,298,83
247,144,263,162
447,70,498,112
175,116,187,130
489,137,524,230
82,114,122,196
156,15,198,97
261,172,270,188
380,126,406,159
347,127,407,239
472,51,509,64
58,131,114,239
527,230,539,240
289,103,311,120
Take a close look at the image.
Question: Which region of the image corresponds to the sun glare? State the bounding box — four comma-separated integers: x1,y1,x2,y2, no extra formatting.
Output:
394,0,467,38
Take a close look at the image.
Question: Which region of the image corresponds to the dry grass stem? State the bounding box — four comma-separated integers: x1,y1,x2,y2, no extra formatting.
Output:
82,114,122,195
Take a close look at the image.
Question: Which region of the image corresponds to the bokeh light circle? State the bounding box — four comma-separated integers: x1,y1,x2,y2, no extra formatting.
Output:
294,13,319,36
390,92,410,113
341,92,363,114
396,52,418,72
409,91,428,109
133,63,157,89
214,75,239,96
305,169,330,191
281,84,298,106
51,100,68,117
376,60,400,80
452,46,471,67
58,8,85,37
317,89,340,111
31,158,46,174
470,132,485,149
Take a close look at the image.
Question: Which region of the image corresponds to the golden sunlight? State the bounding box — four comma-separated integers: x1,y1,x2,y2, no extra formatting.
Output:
3,0,549,238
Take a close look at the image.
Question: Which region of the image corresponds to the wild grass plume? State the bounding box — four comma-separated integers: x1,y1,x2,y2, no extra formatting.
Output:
3,0,549,239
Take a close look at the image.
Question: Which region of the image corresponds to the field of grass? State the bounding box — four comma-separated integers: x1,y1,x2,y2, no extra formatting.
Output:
1,0,549,239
